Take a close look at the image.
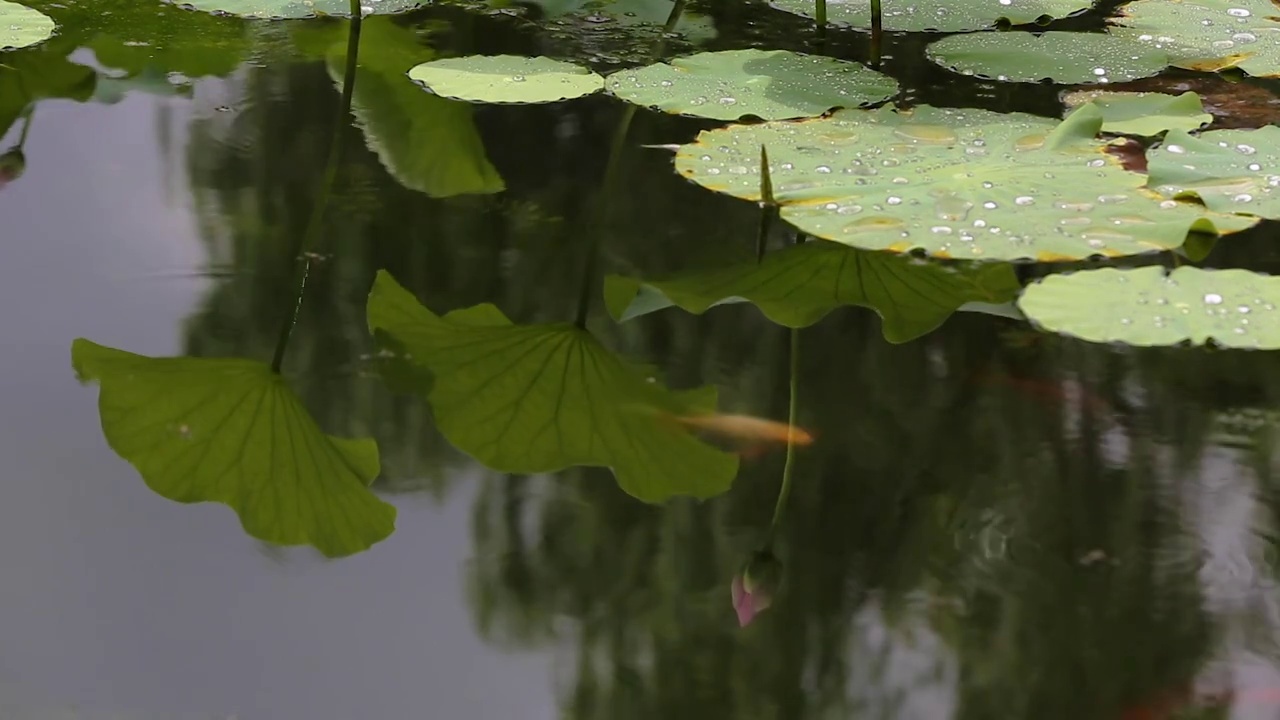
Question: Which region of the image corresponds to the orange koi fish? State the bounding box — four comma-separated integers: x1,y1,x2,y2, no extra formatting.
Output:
665,412,814,454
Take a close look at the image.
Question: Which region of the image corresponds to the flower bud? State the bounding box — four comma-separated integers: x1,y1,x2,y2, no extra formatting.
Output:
730,549,783,627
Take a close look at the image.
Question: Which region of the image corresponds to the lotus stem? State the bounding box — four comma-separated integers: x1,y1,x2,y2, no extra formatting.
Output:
815,0,827,30
764,327,801,550
756,144,776,262
870,0,882,66
270,0,363,374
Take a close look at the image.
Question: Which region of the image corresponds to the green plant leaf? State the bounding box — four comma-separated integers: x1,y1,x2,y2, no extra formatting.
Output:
1018,266,1280,348
926,31,1168,84
0,1,54,50
604,242,1021,342
0,48,95,138
161,0,422,18
1147,126,1280,218
1061,91,1212,136
675,104,1256,261
365,271,739,503
768,0,1091,32
1111,0,1280,78
409,55,604,104
71,340,397,557
605,49,897,121
522,0,717,44
315,18,503,197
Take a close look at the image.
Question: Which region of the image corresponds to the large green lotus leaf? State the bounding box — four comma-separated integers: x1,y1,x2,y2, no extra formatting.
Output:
926,31,1169,84
1147,127,1280,218
161,0,421,18
314,18,503,197
676,104,1256,261
0,1,54,50
604,241,1020,342
605,49,897,121
366,271,738,503
409,55,603,104
71,340,397,557
1018,266,1280,348
1112,0,1280,78
769,0,1091,32
1061,91,1211,136
20,0,247,78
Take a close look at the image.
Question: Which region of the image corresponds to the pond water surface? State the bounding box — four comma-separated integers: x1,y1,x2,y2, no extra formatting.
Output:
7,1,1280,719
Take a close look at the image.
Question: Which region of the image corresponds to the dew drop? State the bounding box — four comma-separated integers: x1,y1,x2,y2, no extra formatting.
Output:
511,74,526,82
815,165,832,173
1166,144,1186,154
1014,195,1035,206
719,96,738,105
1204,293,1224,305
887,196,904,205
1227,7,1251,16
1234,193,1254,203
983,201,998,209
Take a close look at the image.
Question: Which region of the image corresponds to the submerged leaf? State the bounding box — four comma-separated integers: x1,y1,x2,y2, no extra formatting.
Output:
1147,126,1280,218
0,1,55,50
675,104,1255,261
71,340,397,557
315,18,504,198
769,0,1090,32
1112,0,1280,78
1061,91,1212,136
366,271,739,502
409,55,604,104
604,242,1020,342
161,0,422,18
926,31,1168,84
606,49,897,121
1018,266,1280,348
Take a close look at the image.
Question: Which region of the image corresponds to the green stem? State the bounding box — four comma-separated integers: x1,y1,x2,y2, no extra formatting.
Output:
815,0,827,29
869,0,882,66
764,327,801,549
270,2,363,374
15,106,33,149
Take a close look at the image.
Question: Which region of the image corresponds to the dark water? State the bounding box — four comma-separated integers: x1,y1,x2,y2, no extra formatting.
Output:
6,1,1280,718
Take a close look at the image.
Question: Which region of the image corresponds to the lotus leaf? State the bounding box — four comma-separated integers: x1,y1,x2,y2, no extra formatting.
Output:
71,340,397,557
1112,0,1280,78
604,241,1020,342
161,0,421,18
1147,127,1280,218
311,18,504,197
926,31,1169,84
0,50,95,138
675,104,1255,261
1061,91,1212,136
605,49,897,121
1,1,54,50
521,0,717,46
1018,266,1280,348
409,55,604,104
768,0,1090,32
366,271,738,503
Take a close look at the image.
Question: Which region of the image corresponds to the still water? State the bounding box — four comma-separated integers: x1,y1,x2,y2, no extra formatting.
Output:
7,2,1280,719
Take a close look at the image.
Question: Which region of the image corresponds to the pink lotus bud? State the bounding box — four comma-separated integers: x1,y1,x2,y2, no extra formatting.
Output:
731,550,783,627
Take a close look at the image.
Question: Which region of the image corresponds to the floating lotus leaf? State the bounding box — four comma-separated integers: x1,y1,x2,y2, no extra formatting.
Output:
769,0,1090,32
1061,91,1212,136
676,104,1256,261
366,271,738,503
1018,266,1280,348
1147,126,1280,218
521,0,717,46
71,340,397,557
605,49,897,121
409,55,604,104
1111,0,1280,78
161,0,421,18
926,31,1169,84
604,241,1020,342
1,1,55,50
